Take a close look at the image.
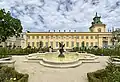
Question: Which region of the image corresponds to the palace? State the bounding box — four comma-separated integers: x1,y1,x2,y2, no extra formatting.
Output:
26,13,113,49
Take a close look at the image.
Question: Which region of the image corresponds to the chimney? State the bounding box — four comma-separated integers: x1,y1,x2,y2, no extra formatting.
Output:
110,30,111,32
64,30,66,32
48,30,50,32
59,30,60,32
54,30,55,32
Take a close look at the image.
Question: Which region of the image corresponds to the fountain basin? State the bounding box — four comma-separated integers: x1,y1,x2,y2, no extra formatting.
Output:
26,52,99,68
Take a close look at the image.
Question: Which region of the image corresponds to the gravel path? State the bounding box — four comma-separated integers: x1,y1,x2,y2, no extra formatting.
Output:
12,56,109,82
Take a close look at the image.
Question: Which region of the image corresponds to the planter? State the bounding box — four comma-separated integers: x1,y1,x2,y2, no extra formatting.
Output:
0,56,12,61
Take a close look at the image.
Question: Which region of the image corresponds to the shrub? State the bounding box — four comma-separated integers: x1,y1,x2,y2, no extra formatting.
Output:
87,57,120,82
0,48,39,57
0,66,29,82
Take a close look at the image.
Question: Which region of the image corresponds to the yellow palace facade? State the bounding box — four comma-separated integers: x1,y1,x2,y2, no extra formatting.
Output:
26,13,113,49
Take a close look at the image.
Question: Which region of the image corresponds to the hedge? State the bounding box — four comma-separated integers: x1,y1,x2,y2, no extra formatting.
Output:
87,69,108,82
72,46,120,56
0,66,29,82
87,59,120,82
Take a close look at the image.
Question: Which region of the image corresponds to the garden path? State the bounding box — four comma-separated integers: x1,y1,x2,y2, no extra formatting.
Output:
12,56,109,82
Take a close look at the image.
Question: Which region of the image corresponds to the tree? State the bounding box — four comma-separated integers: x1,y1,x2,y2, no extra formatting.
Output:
112,28,120,46
39,41,43,49
0,9,22,47
81,41,85,48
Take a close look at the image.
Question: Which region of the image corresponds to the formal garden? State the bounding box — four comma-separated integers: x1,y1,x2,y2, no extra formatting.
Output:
0,8,120,82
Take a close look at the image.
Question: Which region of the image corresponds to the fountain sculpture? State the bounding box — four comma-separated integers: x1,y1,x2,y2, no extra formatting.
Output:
58,42,65,58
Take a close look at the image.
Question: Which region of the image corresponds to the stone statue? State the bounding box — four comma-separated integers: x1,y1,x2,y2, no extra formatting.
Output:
49,46,52,52
58,42,65,57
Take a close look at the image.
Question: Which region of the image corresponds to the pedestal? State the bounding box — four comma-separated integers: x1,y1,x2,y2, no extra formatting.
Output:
58,54,65,58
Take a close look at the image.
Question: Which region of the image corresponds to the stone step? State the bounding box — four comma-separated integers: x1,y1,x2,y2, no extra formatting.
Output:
23,60,39,63
82,60,100,63
39,60,82,68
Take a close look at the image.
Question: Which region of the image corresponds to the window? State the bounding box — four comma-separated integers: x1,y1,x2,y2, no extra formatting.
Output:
49,36,51,38
66,35,68,38
32,36,35,39
9,43,12,46
50,42,53,47
76,42,79,47
32,42,34,47
103,37,107,39
69,36,71,38
86,42,89,47
46,36,48,39
91,42,93,46
58,36,61,39
28,36,30,39
72,36,74,39
71,41,74,47
51,36,53,39
95,36,98,39
61,41,63,44
21,34,23,38
86,36,88,39
45,42,48,47
28,42,30,46
66,42,69,47
37,36,39,39
91,36,93,39
37,42,39,47
56,42,58,47
98,28,101,32
56,36,58,39
41,36,43,39
81,36,84,39
76,36,79,39
95,42,98,46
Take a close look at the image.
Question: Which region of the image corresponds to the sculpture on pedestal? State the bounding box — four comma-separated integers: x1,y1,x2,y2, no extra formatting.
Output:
58,42,65,57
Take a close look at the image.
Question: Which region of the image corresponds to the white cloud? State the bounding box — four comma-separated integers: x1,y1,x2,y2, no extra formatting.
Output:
0,0,120,32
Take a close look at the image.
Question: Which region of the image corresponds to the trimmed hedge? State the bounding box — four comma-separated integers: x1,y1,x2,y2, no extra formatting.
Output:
72,46,120,56
87,69,108,82
0,66,29,82
87,59,120,82
0,47,51,57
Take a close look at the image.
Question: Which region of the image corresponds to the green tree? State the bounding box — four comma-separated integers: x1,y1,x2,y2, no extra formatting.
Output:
112,28,120,46
39,41,43,49
0,9,22,47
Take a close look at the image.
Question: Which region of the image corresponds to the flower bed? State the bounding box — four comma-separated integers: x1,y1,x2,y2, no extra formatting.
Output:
0,66,29,82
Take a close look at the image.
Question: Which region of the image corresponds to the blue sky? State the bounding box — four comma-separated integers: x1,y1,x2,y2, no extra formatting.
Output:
0,0,120,32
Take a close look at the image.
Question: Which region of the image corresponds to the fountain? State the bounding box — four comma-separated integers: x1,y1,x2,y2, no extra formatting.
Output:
58,42,65,58
25,43,99,68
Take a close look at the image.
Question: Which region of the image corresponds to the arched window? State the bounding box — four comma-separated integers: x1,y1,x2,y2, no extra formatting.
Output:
98,28,101,32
